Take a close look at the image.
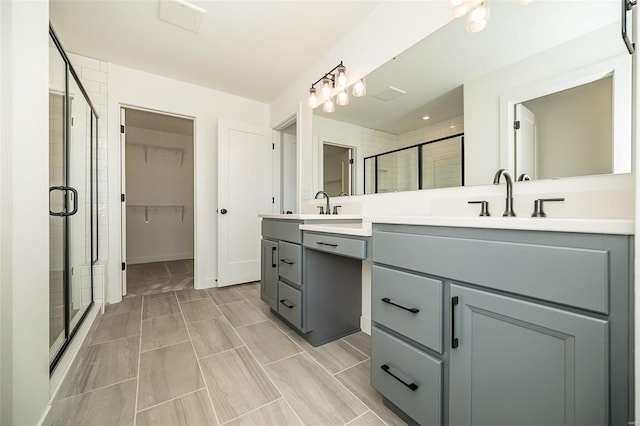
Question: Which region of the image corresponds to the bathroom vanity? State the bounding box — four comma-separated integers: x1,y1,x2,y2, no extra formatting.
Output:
260,215,370,346
370,219,633,426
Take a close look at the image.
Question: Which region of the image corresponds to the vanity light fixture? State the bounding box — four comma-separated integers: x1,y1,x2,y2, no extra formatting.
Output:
352,79,366,97
307,61,355,112
467,1,489,33
336,89,349,106
323,97,335,113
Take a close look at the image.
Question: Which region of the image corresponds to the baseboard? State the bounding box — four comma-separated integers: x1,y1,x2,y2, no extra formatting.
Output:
44,303,101,424
360,315,371,335
127,253,194,265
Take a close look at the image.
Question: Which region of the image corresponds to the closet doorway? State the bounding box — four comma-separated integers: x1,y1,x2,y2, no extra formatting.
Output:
121,108,195,296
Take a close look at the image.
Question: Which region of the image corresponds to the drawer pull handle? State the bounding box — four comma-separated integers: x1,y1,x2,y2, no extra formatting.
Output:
381,297,419,314
280,259,295,265
280,299,295,309
380,364,419,391
271,247,277,268
451,296,459,349
316,241,338,247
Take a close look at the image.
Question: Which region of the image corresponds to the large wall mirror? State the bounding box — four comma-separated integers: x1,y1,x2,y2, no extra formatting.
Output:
310,1,631,197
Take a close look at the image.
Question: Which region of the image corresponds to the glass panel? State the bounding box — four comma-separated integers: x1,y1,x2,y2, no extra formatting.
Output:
92,112,98,263
376,147,419,193
420,136,463,189
67,73,92,332
364,157,375,194
49,38,67,363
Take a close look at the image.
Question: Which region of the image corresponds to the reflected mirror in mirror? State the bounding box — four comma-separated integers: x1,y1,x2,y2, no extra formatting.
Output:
311,1,629,197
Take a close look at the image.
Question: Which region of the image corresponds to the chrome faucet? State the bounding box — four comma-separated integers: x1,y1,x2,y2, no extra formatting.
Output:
493,169,516,217
517,173,532,182
314,191,331,215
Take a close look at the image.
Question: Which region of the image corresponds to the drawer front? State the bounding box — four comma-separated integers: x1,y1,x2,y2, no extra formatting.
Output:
278,241,302,285
372,265,443,353
373,229,609,313
262,220,302,244
277,281,302,329
303,232,366,260
372,326,442,426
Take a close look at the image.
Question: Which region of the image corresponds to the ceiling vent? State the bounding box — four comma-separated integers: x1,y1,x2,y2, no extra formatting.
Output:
373,86,407,102
158,0,206,34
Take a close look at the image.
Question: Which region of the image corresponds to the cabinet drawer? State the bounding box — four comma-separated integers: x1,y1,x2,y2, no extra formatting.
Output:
372,326,442,426
373,229,609,313
262,220,302,244
372,265,442,353
277,281,302,329
303,232,366,260
278,241,302,285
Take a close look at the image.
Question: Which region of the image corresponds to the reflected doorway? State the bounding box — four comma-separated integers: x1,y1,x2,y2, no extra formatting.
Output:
322,143,354,197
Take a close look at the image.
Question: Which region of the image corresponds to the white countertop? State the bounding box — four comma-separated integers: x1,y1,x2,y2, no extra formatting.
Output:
259,214,363,220
368,216,634,235
299,221,373,237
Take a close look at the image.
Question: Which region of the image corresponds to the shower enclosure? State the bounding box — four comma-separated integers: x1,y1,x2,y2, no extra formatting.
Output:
49,25,99,371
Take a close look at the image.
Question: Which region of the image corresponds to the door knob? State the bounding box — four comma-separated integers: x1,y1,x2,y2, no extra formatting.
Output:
220,208,228,214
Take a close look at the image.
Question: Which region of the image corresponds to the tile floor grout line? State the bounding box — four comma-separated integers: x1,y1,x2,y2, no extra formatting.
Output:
233,318,270,330
341,336,371,359
132,295,145,426
261,348,305,368
85,330,142,348
176,291,223,426
182,313,227,326
196,343,246,361
135,386,206,414
343,410,371,425
332,358,370,377
139,338,192,354
54,377,138,403
227,316,307,426
218,397,287,425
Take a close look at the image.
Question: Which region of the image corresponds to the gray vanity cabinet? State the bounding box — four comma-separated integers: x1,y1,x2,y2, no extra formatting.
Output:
449,284,607,426
371,224,633,426
260,239,278,310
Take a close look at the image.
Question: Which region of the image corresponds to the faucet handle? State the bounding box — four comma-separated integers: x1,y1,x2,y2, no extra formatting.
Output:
332,205,341,215
468,200,490,217
531,198,564,218
316,206,325,215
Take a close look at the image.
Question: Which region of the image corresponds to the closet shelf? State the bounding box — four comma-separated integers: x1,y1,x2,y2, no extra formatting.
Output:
127,142,185,166
127,204,186,223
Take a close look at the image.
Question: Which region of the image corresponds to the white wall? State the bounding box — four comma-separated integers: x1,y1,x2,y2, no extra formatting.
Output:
0,1,50,424
125,126,194,264
108,64,269,303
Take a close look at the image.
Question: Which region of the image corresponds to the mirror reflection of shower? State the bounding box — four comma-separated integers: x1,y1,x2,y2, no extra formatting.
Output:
322,142,354,197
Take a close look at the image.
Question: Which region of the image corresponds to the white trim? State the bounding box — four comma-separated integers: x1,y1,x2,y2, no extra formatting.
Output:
500,55,632,176
127,253,194,265
273,111,299,214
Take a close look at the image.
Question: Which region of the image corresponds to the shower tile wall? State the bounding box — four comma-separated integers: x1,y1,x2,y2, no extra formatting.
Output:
68,52,109,304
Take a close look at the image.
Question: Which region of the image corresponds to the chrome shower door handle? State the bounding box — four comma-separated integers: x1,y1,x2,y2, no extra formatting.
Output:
49,186,79,216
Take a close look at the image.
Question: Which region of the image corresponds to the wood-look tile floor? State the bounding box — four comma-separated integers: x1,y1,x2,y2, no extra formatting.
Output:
50,282,406,426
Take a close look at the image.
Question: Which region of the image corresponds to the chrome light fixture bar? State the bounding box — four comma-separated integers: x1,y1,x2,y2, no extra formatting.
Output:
307,61,361,111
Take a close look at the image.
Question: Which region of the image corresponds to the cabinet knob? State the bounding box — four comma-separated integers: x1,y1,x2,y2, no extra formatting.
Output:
220,208,228,215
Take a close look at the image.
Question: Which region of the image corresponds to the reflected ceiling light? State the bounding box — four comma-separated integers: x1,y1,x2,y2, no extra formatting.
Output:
307,87,318,108
422,115,430,120
323,97,335,113
352,79,366,97
467,1,489,33
449,0,471,17
336,89,349,106
307,61,354,109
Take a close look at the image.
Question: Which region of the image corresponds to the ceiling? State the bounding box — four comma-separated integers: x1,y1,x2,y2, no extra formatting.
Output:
315,0,621,135
49,0,380,104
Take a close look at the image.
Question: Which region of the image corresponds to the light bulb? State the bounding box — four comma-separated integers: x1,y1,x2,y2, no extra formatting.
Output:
336,89,349,106
469,3,487,22
321,78,332,99
467,17,487,32
422,115,430,120
323,98,335,113
336,65,347,90
450,0,470,17
308,87,318,108
352,79,366,97
467,2,489,32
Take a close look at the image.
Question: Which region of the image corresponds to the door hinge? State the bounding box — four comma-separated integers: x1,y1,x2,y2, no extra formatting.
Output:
349,158,354,164
121,262,126,271
514,120,521,130
121,124,125,133
121,193,125,202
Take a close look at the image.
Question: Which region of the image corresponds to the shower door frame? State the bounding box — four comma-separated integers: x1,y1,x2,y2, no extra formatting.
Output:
49,24,99,373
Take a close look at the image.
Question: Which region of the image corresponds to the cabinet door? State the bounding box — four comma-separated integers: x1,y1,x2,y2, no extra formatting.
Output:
449,285,607,426
260,239,278,310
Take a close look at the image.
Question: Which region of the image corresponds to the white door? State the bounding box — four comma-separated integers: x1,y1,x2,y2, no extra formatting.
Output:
120,108,127,295
514,104,537,179
218,118,271,286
